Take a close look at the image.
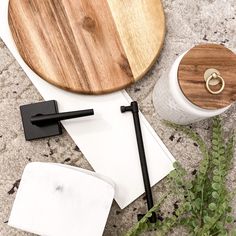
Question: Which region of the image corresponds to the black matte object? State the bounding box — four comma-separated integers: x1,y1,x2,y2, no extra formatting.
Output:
121,101,156,223
20,100,94,141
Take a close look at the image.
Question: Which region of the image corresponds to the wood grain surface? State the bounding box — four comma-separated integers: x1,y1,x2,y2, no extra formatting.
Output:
107,0,165,79
8,0,165,94
178,44,236,110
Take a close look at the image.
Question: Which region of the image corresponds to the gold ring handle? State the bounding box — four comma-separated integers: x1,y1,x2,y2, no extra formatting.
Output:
206,72,225,95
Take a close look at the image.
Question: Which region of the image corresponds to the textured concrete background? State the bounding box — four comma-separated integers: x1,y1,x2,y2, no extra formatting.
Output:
0,0,236,235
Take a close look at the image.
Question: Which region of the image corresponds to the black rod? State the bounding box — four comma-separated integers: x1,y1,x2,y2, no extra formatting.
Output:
121,101,156,223
31,109,94,125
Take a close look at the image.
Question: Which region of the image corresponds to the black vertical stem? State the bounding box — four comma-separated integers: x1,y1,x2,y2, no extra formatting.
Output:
121,101,156,223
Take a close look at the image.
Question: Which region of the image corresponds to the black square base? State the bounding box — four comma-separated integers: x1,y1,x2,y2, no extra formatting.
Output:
20,100,62,141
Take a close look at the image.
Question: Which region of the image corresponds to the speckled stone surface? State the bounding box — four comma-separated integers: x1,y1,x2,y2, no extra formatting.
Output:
0,0,236,235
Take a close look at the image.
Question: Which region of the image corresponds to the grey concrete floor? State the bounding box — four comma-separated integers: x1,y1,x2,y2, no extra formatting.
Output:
0,0,236,235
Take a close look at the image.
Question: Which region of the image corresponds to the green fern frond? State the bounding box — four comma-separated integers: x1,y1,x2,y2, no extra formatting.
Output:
125,117,235,236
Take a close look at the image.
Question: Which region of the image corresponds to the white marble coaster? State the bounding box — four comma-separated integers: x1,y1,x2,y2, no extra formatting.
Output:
8,162,115,236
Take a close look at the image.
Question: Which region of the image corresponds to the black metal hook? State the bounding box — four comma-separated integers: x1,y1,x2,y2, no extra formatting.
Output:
20,100,94,141
121,101,156,223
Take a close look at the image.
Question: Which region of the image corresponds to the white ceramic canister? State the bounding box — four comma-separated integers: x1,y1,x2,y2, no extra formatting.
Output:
153,44,236,125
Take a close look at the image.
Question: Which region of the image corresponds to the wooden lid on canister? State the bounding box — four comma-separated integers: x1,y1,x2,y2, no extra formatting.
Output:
178,44,236,110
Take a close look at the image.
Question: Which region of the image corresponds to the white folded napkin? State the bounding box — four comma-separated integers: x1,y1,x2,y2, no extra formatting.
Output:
0,0,175,209
8,162,115,236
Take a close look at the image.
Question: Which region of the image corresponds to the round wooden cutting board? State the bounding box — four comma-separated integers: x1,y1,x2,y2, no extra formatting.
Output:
8,0,165,94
